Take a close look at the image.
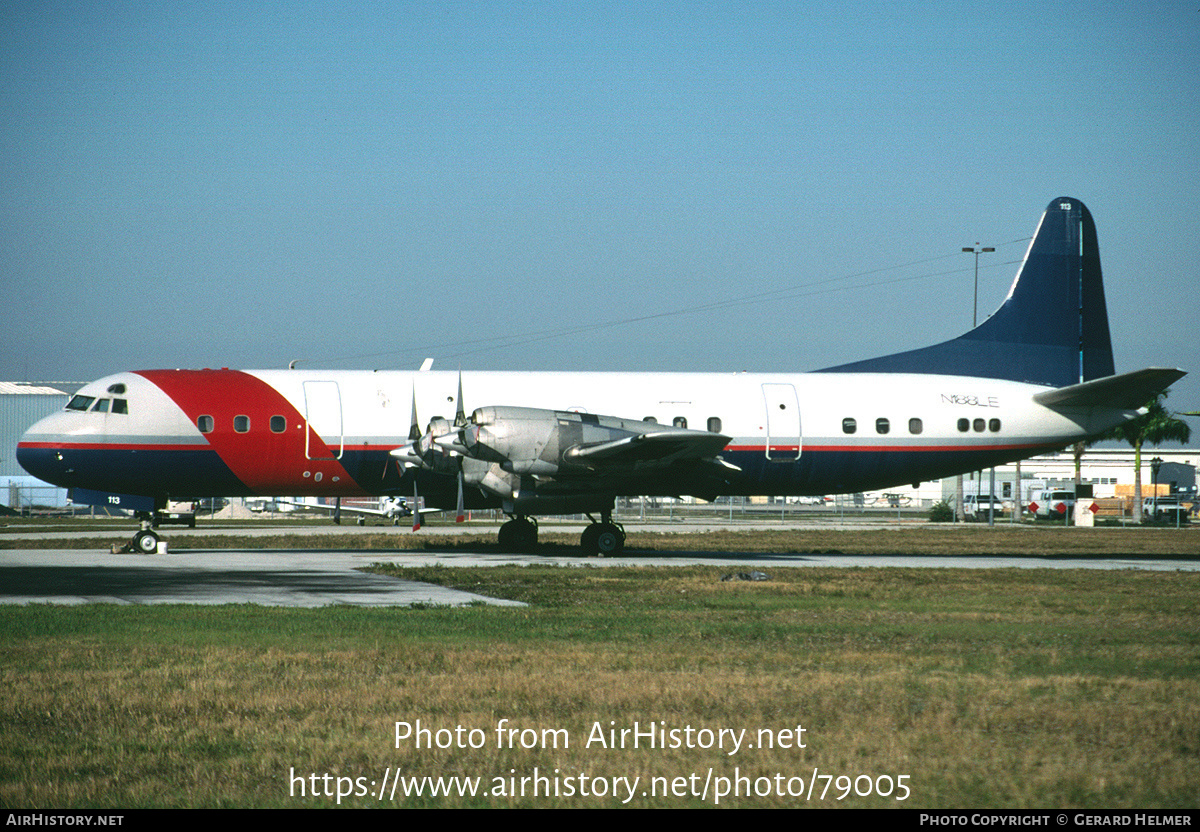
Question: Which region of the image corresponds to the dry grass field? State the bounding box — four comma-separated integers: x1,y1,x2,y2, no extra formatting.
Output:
1,525,1198,808
3,519,1199,558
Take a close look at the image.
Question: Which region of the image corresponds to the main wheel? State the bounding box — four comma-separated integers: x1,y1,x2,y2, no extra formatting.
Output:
580,524,601,555
594,523,625,557
498,518,538,552
133,530,160,554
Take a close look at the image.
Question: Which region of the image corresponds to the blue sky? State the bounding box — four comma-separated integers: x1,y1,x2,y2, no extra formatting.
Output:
3,1,1198,420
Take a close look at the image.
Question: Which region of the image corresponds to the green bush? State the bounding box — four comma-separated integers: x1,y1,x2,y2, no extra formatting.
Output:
929,500,955,522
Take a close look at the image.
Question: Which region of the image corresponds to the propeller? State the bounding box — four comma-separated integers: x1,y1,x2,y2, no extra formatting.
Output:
393,372,472,527
390,382,428,468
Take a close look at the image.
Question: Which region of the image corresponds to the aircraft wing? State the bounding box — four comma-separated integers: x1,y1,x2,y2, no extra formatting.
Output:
563,429,734,469
403,404,739,506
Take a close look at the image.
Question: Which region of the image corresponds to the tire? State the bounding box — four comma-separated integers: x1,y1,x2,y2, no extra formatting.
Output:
133,530,159,554
580,524,600,555
499,519,538,552
595,523,624,557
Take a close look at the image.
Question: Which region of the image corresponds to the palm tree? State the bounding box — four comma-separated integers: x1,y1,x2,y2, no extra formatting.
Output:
1104,392,1192,522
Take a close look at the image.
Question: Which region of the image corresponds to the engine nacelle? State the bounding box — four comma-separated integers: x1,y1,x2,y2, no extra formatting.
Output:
464,406,567,474
466,406,661,476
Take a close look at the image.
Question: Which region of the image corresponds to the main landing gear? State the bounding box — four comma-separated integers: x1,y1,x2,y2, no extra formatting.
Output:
581,512,625,557
498,515,538,552
495,512,626,556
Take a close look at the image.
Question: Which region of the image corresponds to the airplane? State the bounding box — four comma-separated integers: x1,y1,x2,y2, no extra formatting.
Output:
276,496,411,525
16,197,1186,555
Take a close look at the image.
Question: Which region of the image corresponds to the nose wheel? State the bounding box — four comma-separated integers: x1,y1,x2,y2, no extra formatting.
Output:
131,528,161,554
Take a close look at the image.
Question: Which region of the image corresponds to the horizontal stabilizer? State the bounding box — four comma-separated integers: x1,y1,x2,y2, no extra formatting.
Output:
1032,368,1186,410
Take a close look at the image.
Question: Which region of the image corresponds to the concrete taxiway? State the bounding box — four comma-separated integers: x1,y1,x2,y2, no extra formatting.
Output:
2,545,1198,608
0,550,527,608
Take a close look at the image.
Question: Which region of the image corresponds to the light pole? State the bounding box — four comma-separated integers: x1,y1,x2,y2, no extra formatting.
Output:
963,244,996,327
1150,456,1163,522
962,244,996,524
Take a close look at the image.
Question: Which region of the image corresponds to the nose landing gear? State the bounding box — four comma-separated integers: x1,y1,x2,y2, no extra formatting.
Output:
126,513,162,553
131,527,161,554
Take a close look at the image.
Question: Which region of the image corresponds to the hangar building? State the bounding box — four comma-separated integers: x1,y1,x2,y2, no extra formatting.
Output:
1,381,82,510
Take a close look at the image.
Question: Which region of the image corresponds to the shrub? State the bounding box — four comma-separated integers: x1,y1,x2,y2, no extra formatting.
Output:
929,500,955,523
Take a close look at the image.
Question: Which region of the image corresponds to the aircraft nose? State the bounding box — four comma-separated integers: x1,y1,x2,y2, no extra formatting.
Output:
16,416,72,487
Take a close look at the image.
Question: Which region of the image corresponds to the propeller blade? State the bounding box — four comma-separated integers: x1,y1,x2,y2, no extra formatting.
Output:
411,480,422,532
454,369,466,428
408,384,421,442
455,470,465,523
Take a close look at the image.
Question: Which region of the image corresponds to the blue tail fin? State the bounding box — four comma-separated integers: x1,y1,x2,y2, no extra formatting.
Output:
816,197,1115,388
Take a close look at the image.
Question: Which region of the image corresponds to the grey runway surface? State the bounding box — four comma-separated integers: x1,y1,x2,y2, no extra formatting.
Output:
0,550,526,608
2,545,1198,608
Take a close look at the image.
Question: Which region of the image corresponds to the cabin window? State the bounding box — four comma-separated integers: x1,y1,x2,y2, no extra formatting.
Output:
67,395,94,411
957,418,969,432
707,417,722,433
973,418,985,432
112,398,128,414
842,417,857,434
234,415,250,433
989,418,1001,432
198,415,214,433
270,415,287,433
91,398,109,413
673,416,688,429
908,418,923,434
876,417,890,434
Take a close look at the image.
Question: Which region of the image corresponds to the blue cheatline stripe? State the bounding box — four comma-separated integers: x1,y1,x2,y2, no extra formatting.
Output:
17,442,1055,505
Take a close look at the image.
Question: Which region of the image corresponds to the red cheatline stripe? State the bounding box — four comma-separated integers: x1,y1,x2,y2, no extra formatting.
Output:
17,441,211,452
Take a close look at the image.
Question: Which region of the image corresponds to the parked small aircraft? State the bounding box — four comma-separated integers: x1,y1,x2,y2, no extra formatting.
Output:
277,496,411,526
17,198,1185,554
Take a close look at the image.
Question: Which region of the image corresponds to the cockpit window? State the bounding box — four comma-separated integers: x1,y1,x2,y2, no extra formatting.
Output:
92,398,110,413
66,395,95,411
107,383,126,394
112,398,128,414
